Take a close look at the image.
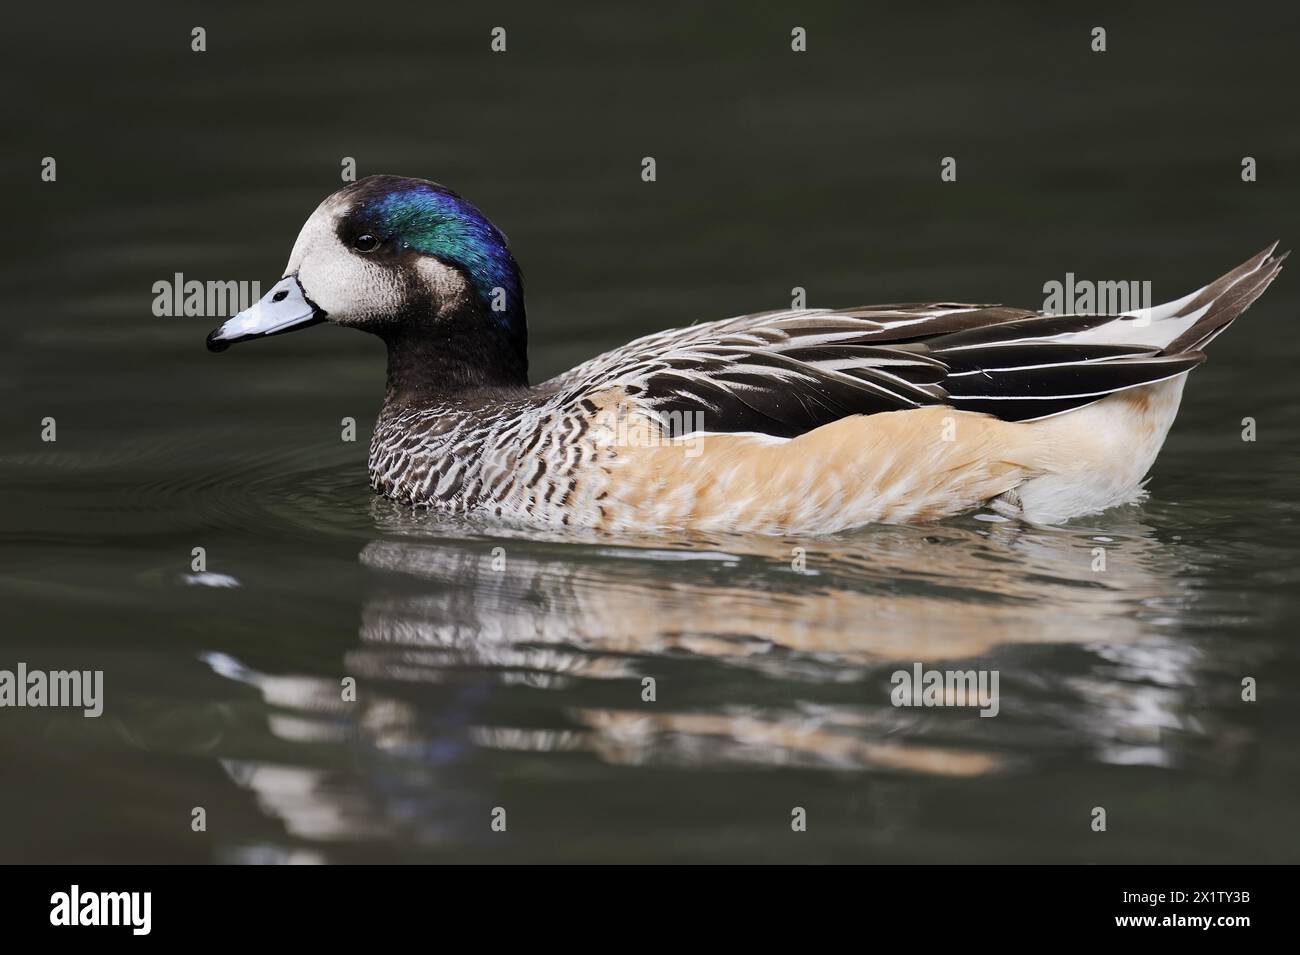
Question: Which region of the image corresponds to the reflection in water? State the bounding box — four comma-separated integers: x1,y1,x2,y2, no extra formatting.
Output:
206,505,1256,849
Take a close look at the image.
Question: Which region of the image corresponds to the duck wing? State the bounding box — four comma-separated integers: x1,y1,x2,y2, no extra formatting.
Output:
545,305,1181,438
546,247,1282,439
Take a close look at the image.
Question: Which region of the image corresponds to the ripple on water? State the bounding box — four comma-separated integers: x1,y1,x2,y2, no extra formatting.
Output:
111,442,378,542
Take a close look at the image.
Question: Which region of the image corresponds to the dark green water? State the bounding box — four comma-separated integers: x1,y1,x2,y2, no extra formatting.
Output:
3,3,1298,862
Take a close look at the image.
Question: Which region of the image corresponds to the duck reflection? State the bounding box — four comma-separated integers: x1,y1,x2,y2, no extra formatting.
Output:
345,505,1230,773
212,504,1254,849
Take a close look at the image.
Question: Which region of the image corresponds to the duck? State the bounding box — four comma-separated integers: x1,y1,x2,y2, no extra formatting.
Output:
207,175,1285,534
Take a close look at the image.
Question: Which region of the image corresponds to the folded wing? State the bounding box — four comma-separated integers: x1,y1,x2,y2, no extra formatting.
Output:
547,246,1283,438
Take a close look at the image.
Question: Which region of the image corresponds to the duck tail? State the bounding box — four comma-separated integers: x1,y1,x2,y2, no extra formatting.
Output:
1155,243,1288,355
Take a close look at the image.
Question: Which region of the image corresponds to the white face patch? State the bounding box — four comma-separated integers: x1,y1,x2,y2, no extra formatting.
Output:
413,256,475,309
283,193,472,328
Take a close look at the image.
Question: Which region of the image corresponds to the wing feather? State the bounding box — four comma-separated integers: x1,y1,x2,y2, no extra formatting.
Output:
543,300,1214,436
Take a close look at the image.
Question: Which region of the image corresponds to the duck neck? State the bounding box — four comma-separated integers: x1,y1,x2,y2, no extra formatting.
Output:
377,299,529,410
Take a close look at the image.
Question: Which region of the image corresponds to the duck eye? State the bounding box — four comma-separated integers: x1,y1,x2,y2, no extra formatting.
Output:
354,234,378,252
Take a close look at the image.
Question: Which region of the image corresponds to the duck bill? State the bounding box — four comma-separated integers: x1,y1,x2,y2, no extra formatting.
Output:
206,275,326,352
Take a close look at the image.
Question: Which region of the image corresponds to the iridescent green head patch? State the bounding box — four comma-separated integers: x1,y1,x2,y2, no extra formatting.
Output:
346,177,525,336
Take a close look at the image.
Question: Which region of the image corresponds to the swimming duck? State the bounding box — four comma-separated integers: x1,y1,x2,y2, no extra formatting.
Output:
207,175,1285,534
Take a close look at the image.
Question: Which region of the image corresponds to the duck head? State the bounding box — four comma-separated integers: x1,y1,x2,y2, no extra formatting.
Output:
207,175,527,396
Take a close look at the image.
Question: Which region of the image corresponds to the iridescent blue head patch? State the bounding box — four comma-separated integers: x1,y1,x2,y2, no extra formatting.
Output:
349,178,525,335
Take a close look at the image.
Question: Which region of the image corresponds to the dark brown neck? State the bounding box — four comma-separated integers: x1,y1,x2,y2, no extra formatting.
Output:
377,301,529,409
